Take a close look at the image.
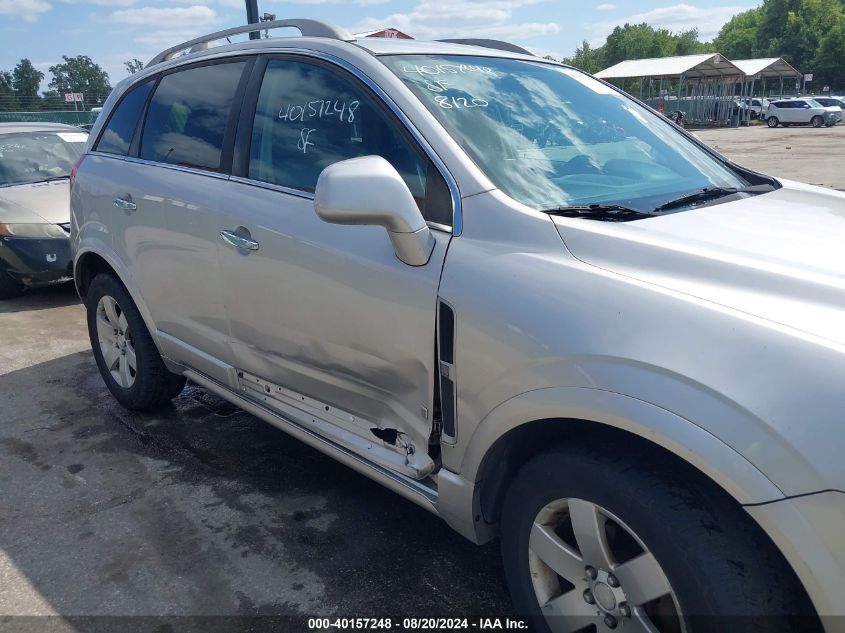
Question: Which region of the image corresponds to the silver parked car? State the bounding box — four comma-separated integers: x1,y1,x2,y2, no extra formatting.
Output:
0,122,87,298
71,21,843,633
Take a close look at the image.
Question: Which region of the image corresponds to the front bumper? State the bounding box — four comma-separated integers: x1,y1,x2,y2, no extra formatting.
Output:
745,491,845,630
0,235,73,287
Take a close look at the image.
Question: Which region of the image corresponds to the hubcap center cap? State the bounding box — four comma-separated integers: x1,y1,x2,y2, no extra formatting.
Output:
593,582,617,611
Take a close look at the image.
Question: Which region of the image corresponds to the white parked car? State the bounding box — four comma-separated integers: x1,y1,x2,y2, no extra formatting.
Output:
766,98,842,127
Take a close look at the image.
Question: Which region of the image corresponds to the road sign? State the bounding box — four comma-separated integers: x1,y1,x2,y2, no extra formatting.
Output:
73,93,84,102
64,93,74,102
804,73,813,82
823,86,830,92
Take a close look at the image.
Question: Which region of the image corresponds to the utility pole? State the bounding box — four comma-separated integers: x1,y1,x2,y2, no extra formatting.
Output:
245,0,260,40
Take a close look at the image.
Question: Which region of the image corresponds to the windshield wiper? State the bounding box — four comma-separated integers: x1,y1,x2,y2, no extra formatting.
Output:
653,184,774,213
542,203,654,222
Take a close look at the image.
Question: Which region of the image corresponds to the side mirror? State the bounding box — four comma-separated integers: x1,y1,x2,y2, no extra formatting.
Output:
314,156,435,266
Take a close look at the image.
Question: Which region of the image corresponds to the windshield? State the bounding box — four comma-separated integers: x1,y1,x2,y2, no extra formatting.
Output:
381,55,749,211
805,99,824,108
0,131,87,187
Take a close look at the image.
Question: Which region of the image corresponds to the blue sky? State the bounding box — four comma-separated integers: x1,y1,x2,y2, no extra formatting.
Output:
1,0,758,91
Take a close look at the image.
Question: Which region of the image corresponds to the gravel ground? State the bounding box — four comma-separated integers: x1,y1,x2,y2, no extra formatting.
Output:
695,123,845,191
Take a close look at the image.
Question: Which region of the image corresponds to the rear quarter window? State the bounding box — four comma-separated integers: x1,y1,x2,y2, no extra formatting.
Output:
95,80,154,156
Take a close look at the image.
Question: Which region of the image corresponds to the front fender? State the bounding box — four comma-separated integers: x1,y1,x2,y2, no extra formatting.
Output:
458,386,785,505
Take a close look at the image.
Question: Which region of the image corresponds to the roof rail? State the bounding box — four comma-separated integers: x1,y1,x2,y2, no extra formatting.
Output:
148,19,356,66
436,39,535,57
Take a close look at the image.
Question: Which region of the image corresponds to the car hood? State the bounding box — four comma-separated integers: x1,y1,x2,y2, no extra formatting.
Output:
552,179,845,346
0,180,70,225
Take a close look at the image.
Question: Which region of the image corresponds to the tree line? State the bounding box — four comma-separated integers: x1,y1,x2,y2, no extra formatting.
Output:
561,0,845,91
0,55,132,112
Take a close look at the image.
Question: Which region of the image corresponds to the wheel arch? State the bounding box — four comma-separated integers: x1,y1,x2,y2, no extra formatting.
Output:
73,247,161,352
463,387,784,520
74,250,115,299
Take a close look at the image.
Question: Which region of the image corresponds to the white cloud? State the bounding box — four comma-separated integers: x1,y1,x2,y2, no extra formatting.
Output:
109,4,217,27
134,28,210,50
0,0,51,21
589,3,752,44
271,0,389,4
60,0,135,6
349,0,558,42
596,3,615,10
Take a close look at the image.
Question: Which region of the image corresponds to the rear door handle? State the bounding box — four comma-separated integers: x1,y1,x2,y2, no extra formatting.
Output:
113,196,137,211
220,230,259,251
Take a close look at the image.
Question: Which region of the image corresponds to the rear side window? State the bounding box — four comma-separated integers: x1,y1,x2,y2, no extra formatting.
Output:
248,58,452,226
95,80,153,156
140,61,246,172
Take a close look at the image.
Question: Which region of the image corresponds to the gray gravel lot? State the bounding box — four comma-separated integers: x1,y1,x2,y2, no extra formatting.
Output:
695,123,845,191
1,123,843,628
0,287,510,629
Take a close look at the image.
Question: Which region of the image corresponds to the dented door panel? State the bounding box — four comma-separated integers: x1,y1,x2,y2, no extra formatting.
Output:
216,181,448,478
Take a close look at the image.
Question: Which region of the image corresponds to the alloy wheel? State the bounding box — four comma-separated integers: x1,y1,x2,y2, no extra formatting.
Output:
96,295,137,388
529,498,684,633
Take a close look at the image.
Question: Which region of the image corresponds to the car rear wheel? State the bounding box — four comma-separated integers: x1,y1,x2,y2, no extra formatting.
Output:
0,269,25,300
767,116,779,128
811,115,824,128
500,445,819,633
86,273,186,410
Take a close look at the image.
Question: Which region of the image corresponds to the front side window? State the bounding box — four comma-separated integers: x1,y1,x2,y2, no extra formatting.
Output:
0,131,86,187
95,80,153,156
248,58,451,225
140,61,246,171
381,55,750,213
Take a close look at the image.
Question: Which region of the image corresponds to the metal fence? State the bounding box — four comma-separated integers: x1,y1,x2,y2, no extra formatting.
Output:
0,110,98,126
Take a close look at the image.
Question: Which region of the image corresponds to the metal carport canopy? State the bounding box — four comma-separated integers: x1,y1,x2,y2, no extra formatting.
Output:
595,53,742,80
731,58,801,78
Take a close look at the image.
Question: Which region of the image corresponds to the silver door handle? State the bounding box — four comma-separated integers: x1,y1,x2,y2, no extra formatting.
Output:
113,197,137,211
220,230,259,251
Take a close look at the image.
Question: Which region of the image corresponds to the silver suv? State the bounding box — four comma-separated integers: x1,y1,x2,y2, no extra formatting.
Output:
71,20,844,633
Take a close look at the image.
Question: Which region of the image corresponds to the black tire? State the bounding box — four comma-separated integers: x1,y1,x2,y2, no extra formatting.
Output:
0,269,25,300
767,117,779,128
86,273,186,410
811,116,824,128
500,445,819,633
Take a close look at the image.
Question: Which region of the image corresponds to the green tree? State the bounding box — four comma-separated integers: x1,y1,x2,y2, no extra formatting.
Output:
124,58,144,75
562,40,606,74
40,90,66,110
812,15,845,89
0,70,18,112
604,23,708,66
48,55,111,106
713,8,764,58
12,58,44,111
753,0,845,86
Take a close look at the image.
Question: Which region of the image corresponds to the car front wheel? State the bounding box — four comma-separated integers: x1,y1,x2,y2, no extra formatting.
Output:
86,273,185,410
811,115,824,128
500,445,819,633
